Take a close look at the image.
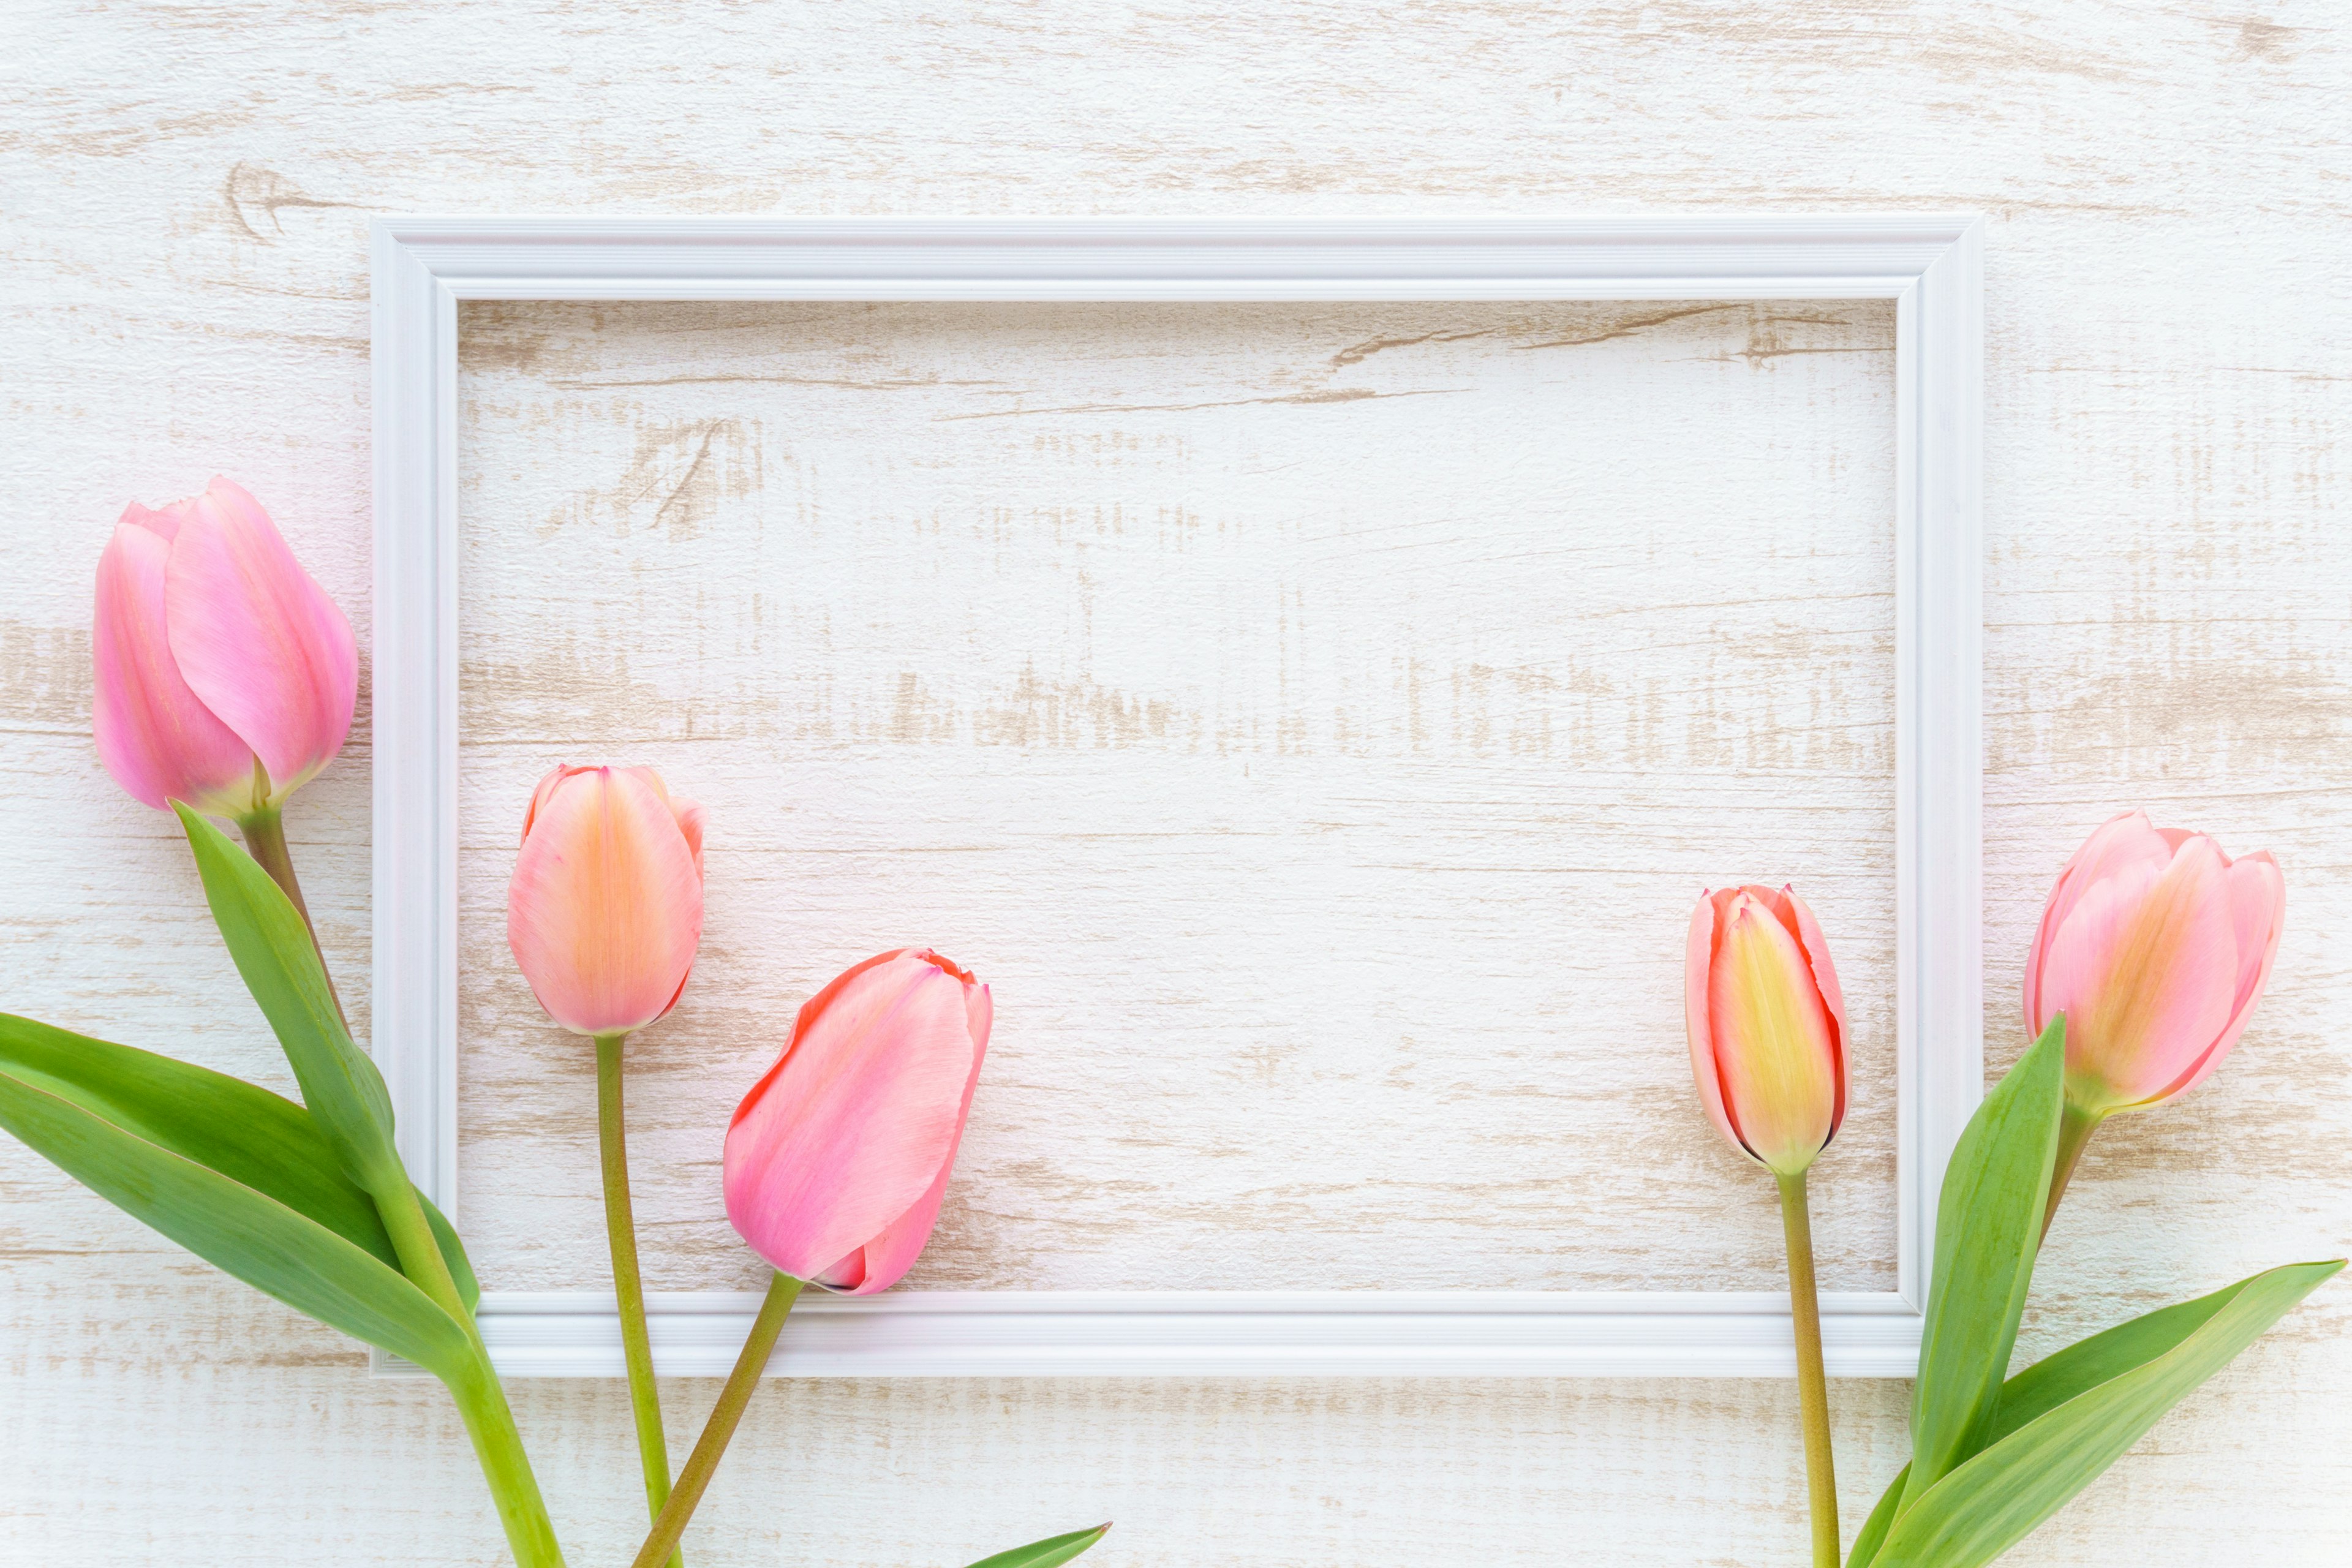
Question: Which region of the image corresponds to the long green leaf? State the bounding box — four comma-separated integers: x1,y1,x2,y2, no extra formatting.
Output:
1846,1466,1904,1568
962,1525,1112,1568
1902,1016,2065,1510
0,1061,478,1377
173,804,402,1194
0,1011,477,1312
1846,1264,2318,1566
1874,1259,2341,1568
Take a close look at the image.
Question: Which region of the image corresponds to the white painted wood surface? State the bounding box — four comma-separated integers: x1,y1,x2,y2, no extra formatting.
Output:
454,297,1904,1295
1,4,2345,1564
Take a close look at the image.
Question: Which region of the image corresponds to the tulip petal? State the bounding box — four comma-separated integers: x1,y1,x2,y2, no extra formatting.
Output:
1683,894,1743,1153
521,763,582,845
2043,839,2237,1110
162,478,356,804
506,767,704,1036
724,951,978,1284
92,512,258,816
2151,851,2285,1106
671,796,707,880
2026,811,2171,1031
1782,886,1849,1139
836,982,993,1295
1708,893,1839,1174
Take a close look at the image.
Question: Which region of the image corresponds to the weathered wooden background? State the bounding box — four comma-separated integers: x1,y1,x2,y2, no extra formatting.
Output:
3,4,2348,1565
457,297,1901,1298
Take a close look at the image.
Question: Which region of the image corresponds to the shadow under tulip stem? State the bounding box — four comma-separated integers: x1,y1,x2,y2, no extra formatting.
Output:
630,1272,804,1568
1776,1170,1838,1568
597,1031,683,1568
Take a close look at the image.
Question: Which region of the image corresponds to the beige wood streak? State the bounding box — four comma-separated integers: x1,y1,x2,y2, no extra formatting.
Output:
456,297,1898,1297
1,2,2347,1564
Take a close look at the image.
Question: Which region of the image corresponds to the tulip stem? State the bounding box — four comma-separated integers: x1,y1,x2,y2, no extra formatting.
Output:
239,805,347,1030
597,1032,682,1568
449,1347,570,1567
1776,1170,1838,1568
628,1272,804,1568
2041,1102,2105,1244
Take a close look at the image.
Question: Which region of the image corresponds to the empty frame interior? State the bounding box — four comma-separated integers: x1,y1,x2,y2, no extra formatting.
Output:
454,298,1897,1297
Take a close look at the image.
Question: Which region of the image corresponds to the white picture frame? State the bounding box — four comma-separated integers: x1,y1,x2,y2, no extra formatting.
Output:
371,215,1983,1378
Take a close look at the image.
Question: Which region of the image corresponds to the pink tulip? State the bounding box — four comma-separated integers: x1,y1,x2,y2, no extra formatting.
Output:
91,477,357,819
507,765,706,1038
724,949,990,1294
1684,884,1848,1177
2026,810,2284,1118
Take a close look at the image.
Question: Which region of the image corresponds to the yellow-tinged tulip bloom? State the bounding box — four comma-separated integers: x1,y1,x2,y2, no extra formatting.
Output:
1684,884,1848,1178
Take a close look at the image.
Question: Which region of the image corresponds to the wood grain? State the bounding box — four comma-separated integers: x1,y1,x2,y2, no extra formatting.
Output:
2,2,2348,1563
454,297,1899,1298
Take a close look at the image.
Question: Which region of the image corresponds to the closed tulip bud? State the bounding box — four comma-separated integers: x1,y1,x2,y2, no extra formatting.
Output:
2027,810,2283,1121
724,949,990,1294
91,477,357,821
1684,884,1849,1178
507,764,707,1038
1685,883,1849,1554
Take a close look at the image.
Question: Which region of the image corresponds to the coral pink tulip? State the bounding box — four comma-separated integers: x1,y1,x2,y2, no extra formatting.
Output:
1684,884,1848,1178
92,477,356,820
2027,810,2284,1119
507,765,706,1038
724,949,990,1294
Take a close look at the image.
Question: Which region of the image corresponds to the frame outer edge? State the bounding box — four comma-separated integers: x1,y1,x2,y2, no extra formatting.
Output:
369,215,1985,1378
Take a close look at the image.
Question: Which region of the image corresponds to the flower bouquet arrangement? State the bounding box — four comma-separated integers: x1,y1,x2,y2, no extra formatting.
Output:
1686,832,2335,1567
0,480,1107,1568
1,475,2337,1565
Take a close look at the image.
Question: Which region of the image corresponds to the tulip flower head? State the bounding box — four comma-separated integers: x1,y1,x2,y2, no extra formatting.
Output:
507,764,706,1039
2026,810,2283,1119
724,948,990,1295
91,478,357,821
1684,884,1848,1178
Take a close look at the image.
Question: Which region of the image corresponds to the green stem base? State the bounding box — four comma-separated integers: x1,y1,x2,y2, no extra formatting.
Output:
451,1354,568,1568
630,1272,804,1568
2041,1101,2105,1244
598,1031,682,1568
238,805,347,1030
1777,1169,1839,1568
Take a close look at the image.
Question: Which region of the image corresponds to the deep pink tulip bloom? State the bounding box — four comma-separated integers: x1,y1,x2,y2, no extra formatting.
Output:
1684,884,1848,1178
91,477,357,819
724,949,990,1294
2027,810,2284,1117
507,765,706,1038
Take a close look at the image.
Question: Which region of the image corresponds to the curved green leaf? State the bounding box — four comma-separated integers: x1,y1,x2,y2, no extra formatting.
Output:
0,1012,477,1313
1847,1264,2313,1567
422,1192,481,1313
962,1524,1112,1568
1875,1259,2340,1567
0,1061,477,1377
173,803,401,1194
1902,1016,2065,1510
1847,1463,1903,1568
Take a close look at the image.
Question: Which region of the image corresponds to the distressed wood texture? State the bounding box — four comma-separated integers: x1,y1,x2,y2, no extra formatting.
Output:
2,3,2348,1565
456,297,1900,1298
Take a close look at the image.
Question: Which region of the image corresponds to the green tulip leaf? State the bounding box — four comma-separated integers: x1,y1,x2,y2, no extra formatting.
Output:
962,1524,1112,1568
1901,1016,2065,1510
1847,1466,1904,1568
173,804,402,1196
0,1012,477,1313
1872,1258,2341,1568
1846,1261,2330,1566
0,1055,478,1377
